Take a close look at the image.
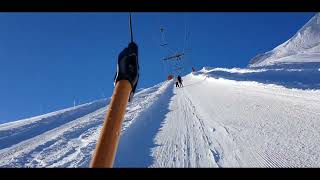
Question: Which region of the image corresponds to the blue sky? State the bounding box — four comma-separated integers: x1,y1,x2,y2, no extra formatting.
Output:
0,12,315,123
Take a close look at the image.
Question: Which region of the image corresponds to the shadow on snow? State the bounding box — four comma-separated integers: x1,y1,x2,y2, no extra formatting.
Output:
114,82,174,167
198,63,320,90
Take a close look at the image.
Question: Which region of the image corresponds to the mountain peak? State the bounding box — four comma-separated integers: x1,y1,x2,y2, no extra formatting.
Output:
249,13,320,67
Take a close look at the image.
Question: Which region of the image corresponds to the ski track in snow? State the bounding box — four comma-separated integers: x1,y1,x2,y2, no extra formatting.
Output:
151,74,320,167
0,71,320,167
1,13,320,168
0,81,172,167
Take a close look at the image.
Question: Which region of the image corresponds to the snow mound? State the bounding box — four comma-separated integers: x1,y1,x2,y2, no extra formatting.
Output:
197,65,320,90
200,67,267,74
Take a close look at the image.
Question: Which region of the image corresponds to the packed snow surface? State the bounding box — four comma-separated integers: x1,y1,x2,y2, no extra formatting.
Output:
1,12,320,168
1,66,320,167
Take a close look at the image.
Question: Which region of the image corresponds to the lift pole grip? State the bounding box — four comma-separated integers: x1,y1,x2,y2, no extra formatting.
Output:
90,80,132,168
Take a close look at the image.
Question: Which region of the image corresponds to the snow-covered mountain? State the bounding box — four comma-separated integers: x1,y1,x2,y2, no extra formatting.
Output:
1,66,320,167
249,13,320,67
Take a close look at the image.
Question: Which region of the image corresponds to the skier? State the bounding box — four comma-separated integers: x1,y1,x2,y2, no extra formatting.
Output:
175,81,180,88
177,75,183,87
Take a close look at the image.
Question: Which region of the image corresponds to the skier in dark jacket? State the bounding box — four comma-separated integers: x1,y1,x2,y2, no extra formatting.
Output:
177,75,183,87
175,81,179,88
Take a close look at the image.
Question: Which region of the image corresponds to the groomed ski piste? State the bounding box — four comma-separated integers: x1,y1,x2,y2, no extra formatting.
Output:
0,65,320,167
1,12,320,168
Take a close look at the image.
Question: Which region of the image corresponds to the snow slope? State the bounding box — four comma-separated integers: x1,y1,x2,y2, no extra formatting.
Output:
249,13,320,67
151,74,320,167
1,68,320,167
0,81,173,167
198,64,320,90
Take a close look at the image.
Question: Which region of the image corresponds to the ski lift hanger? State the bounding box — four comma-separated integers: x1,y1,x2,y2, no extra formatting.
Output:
160,19,194,79
162,52,184,61
160,27,185,61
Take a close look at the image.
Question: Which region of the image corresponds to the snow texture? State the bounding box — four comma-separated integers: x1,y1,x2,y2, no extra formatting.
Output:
1,13,320,167
1,68,320,167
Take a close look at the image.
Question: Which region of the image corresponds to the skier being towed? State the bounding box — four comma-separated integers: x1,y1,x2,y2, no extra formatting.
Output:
176,75,183,88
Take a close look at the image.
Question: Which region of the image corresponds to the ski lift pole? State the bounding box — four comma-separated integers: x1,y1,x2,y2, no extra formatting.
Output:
90,13,139,168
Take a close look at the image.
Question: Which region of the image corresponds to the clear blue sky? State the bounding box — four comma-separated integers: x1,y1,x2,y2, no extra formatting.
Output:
0,12,315,123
